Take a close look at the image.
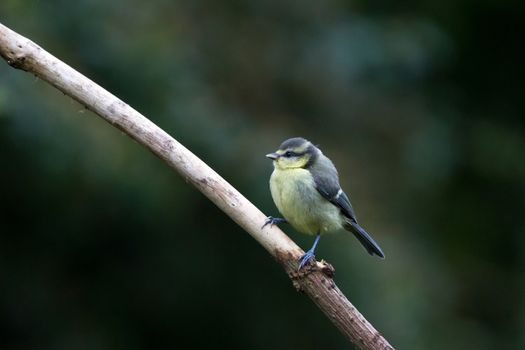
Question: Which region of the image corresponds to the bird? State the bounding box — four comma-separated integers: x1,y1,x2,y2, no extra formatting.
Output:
263,137,384,269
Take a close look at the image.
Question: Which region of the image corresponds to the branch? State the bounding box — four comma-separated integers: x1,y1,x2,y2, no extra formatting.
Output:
0,22,394,350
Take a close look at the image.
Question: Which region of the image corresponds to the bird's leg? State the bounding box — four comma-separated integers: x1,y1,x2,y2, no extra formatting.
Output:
298,233,321,270
262,216,287,229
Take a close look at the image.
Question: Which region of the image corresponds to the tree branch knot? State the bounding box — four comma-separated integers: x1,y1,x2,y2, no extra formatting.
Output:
6,52,28,70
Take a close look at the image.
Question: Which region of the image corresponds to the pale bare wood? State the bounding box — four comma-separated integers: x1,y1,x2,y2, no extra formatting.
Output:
0,22,394,350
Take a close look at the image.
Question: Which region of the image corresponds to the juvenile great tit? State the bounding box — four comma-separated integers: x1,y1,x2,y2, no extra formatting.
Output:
264,137,384,269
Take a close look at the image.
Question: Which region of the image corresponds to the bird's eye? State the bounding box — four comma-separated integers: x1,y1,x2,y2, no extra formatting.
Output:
284,151,295,157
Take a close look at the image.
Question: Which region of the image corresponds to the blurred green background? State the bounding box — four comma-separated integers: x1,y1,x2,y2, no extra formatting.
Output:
1,1,524,349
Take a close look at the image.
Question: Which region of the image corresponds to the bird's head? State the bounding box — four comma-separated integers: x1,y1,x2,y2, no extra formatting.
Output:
266,137,319,170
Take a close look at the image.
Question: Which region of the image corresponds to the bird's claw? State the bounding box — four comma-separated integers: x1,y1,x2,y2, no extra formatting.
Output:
298,249,316,270
262,216,287,229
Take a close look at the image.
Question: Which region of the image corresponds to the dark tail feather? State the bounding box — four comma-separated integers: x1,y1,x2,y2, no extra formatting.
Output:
345,221,385,259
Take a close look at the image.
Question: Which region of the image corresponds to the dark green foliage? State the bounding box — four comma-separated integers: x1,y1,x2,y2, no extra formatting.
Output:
1,0,524,349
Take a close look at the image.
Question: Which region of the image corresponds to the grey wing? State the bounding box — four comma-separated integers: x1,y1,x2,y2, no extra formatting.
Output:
311,164,385,258
310,164,357,222
335,191,358,223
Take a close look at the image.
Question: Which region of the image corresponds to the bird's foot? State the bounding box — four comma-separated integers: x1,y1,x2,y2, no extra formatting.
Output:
262,216,287,229
298,249,316,270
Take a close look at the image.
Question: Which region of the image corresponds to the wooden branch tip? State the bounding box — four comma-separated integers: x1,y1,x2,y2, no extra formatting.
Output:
0,21,394,350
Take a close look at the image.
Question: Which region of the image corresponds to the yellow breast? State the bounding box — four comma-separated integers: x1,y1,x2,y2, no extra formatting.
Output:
269,167,343,235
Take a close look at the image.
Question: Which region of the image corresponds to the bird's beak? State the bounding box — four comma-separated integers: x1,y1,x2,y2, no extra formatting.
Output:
266,152,279,160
